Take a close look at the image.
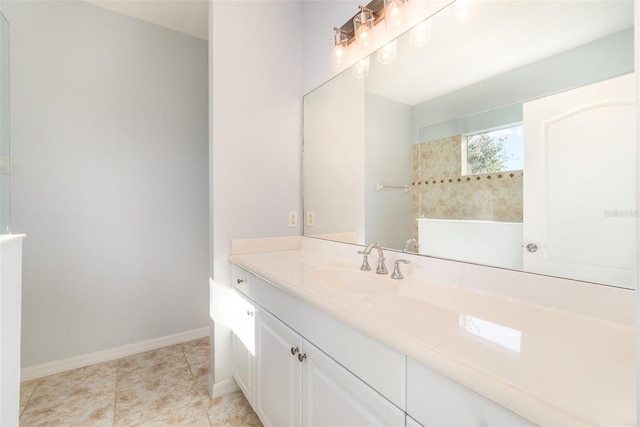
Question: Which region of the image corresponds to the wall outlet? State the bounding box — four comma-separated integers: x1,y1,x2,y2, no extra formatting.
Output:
0,156,11,174
288,211,298,228
305,210,315,227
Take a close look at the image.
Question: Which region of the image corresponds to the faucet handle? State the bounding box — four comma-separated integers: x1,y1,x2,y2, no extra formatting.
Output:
391,259,410,279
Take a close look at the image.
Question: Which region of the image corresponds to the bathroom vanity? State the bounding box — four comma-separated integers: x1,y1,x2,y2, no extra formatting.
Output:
229,236,635,427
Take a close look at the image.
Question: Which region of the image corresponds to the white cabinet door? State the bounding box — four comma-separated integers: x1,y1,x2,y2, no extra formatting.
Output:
406,358,535,427
231,290,255,401
255,308,303,427
523,72,636,288
301,340,405,427
0,237,24,427
255,305,404,427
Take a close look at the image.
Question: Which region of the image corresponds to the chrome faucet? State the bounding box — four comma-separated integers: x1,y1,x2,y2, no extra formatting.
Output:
391,259,410,279
357,242,387,274
403,238,419,253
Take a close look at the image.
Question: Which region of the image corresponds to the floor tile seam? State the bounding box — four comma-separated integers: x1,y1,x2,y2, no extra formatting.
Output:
19,378,41,420
181,345,203,381
113,357,124,427
186,359,200,382
184,359,213,416
24,393,117,415
204,409,216,427
179,340,210,364
185,357,211,371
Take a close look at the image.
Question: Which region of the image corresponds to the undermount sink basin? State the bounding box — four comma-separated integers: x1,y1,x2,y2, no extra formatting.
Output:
307,269,395,294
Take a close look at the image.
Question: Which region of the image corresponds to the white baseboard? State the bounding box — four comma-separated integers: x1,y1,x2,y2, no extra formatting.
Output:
208,375,239,400
21,326,210,381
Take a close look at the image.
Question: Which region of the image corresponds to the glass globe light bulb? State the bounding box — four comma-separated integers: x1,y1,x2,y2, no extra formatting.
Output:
352,57,370,79
331,44,347,71
376,40,397,64
410,20,431,47
385,0,406,28
354,10,374,51
356,25,370,44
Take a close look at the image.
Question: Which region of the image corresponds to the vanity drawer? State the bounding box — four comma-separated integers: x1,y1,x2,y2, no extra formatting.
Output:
253,272,406,410
231,264,255,300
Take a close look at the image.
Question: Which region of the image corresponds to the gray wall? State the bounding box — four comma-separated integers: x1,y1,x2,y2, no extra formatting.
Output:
3,0,209,367
365,93,413,249
304,71,365,243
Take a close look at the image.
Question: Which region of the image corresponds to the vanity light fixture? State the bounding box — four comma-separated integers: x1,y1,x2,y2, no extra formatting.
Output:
376,40,397,64
332,1,386,49
331,0,435,74
354,5,376,51
384,0,407,29
331,27,349,71
352,56,371,79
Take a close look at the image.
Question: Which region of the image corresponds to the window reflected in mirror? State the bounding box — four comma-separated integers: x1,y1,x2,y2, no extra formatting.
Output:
463,124,524,176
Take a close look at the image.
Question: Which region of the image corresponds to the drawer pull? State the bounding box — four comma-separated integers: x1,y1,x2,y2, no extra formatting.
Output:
236,278,245,284
298,353,307,362
290,346,299,356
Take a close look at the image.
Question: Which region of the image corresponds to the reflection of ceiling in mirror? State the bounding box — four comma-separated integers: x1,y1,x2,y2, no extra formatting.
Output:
365,0,634,106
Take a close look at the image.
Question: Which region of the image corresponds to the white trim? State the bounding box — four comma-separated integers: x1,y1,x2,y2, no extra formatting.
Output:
0,234,26,244
20,326,210,381
208,375,239,400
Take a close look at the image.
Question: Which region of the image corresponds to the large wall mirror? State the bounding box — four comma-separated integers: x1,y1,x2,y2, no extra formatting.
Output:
303,0,636,289
0,11,9,235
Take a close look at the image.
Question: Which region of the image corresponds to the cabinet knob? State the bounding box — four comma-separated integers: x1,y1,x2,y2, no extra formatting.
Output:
246,309,254,317
290,346,299,356
525,243,538,253
298,353,307,362
236,278,245,284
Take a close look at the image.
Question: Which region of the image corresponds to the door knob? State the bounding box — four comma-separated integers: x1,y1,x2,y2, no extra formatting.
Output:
525,243,538,252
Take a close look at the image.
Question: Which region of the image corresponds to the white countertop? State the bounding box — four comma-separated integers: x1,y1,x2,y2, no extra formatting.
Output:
0,234,26,245
229,236,636,426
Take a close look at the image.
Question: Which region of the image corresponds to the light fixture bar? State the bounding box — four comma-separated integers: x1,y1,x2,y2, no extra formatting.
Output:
339,0,386,45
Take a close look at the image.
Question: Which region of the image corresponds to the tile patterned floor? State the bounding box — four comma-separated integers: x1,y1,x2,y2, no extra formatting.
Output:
19,337,262,427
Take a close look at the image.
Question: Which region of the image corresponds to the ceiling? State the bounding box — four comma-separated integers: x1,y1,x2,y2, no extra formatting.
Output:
365,0,634,106
83,0,209,40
